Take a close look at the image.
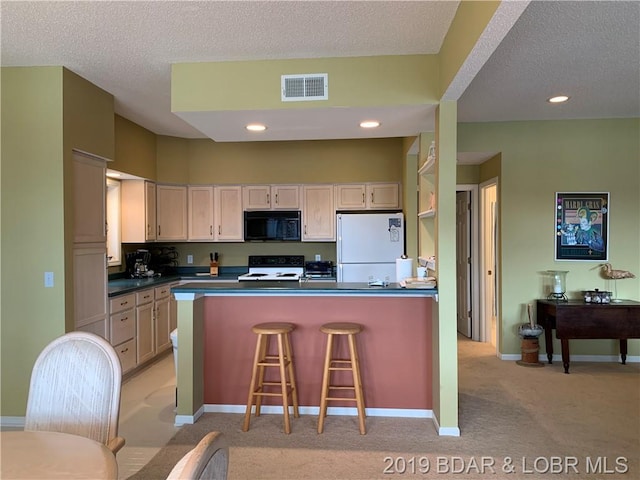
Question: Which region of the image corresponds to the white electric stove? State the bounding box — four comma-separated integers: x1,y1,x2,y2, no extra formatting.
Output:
238,255,305,281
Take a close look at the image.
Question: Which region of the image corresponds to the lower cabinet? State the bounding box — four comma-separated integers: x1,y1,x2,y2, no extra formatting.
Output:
109,293,136,373
136,289,155,365
108,282,178,376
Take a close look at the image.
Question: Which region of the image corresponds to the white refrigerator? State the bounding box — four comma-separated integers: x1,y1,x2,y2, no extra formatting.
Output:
337,212,405,282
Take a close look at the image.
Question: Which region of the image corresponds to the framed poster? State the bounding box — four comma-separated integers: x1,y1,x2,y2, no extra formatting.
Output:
555,192,609,261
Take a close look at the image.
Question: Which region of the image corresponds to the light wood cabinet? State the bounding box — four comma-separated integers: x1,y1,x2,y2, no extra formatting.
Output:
136,289,155,365
335,184,366,210
76,318,109,341
335,183,401,210
121,180,156,242
367,183,400,209
188,185,214,240
214,186,243,241
73,151,108,341
302,185,335,241
156,184,187,241
243,185,300,210
109,293,136,373
73,153,106,243
74,245,108,330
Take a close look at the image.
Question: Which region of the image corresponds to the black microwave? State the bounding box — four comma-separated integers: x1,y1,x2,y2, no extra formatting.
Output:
244,210,301,241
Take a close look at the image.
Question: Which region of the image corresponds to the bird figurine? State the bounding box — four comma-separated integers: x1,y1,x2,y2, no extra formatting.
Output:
599,263,636,279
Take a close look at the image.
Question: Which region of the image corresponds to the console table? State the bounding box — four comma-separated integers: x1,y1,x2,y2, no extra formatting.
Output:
536,299,640,373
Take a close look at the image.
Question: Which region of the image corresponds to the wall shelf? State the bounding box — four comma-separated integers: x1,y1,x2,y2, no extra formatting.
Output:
418,209,436,219
418,156,435,176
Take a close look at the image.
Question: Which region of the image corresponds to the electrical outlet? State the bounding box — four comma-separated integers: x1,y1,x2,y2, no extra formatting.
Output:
44,272,54,288
315,254,321,261
187,255,193,264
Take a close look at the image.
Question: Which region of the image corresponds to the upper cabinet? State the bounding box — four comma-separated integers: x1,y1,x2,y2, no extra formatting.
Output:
73,154,106,243
156,185,187,241
302,185,335,241
335,183,401,210
367,183,401,209
243,185,300,210
122,180,156,242
214,185,243,241
187,185,214,241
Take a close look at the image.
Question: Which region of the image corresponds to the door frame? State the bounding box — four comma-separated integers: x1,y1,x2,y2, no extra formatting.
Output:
479,178,499,351
455,184,480,341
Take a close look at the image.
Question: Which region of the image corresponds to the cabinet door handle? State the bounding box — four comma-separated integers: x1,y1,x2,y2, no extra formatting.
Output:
121,316,128,322
218,225,221,235
267,193,270,204
120,301,128,307
371,192,374,203
275,193,278,204
158,225,161,236
210,225,213,235
362,193,365,203
120,348,128,354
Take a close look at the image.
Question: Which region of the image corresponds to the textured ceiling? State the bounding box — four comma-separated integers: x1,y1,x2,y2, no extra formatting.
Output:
2,1,638,150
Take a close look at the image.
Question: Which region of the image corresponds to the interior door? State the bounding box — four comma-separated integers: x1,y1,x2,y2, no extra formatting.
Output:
456,191,471,337
482,183,498,348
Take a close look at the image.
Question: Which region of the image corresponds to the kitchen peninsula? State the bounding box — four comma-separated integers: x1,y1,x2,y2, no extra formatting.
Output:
172,281,437,426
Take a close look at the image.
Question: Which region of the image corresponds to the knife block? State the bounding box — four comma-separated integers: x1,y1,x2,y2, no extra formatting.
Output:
209,261,218,276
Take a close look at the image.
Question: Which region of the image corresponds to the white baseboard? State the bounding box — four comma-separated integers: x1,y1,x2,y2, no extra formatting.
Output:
501,353,640,363
431,413,461,437
203,404,431,418
174,405,205,426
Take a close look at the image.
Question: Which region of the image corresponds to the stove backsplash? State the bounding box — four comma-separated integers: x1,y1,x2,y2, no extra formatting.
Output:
114,242,336,274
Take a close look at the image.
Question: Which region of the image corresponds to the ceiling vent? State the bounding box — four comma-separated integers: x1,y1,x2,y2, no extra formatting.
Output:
281,74,328,102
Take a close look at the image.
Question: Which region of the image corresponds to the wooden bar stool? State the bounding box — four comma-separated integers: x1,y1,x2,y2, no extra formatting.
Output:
242,322,299,434
317,322,366,435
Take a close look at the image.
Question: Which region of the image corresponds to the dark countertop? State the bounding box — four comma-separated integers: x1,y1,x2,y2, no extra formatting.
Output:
108,271,339,297
172,280,437,297
108,273,240,297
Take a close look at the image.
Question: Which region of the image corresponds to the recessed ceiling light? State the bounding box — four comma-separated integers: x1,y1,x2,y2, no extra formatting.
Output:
548,95,570,103
360,121,380,129
246,124,267,132
106,172,121,178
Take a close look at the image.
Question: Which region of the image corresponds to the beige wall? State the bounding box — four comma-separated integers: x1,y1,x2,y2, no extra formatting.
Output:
458,118,640,356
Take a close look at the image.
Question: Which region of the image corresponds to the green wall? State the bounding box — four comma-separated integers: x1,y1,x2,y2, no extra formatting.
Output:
113,115,156,180
1,67,66,414
458,118,640,356
173,55,439,112
1,66,114,416
179,137,403,185
113,136,407,270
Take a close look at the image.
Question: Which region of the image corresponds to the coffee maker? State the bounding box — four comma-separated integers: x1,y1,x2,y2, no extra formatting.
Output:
126,249,152,278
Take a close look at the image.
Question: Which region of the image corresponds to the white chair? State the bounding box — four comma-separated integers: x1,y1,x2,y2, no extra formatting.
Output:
24,331,126,454
167,431,228,480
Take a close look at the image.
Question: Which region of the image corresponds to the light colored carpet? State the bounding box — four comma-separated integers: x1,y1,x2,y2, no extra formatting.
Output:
129,337,639,479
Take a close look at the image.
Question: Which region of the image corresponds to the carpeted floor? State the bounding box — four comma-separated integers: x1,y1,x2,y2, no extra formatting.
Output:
129,337,639,479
